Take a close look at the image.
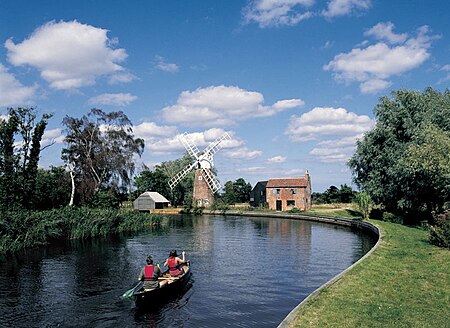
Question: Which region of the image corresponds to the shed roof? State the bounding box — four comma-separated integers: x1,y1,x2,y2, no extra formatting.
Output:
266,178,308,188
139,191,170,203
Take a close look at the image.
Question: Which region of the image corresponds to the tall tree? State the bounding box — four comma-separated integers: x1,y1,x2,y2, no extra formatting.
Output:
0,107,51,209
348,88,450,221
62,109,144,206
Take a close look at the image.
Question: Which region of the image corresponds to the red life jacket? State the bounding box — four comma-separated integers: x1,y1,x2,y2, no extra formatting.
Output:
144,265,155,280
167,258,177,270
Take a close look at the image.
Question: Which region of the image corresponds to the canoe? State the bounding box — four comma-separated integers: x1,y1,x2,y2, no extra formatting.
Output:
133,262,191,306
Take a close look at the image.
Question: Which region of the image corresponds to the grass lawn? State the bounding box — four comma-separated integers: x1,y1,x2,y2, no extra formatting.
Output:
290,220,450,328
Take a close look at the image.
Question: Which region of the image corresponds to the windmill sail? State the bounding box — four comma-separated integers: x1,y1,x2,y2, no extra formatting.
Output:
201,168,221,193
202,132,231,157
168,162,197,190
179,132,200,159
168,131,229,194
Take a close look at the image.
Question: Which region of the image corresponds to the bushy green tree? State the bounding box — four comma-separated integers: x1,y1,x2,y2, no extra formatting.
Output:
62,109,144,206
220,178,252,204
0,107,51,209
348,88,450,222
33,166,71,209
134,153,194,206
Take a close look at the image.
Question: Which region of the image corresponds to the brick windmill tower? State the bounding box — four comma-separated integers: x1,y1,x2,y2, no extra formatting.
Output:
168,132,231,207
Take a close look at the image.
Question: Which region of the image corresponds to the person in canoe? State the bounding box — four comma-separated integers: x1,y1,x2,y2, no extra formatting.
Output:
164,250,187,276
138,255,167,290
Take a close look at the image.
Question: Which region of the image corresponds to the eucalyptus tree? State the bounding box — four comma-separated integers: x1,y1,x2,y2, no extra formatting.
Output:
0,107,51,209
61,109,144,206
348,88,450,221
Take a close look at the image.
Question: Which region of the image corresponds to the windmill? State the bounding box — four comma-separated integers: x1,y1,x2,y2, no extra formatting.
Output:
168,132,231,207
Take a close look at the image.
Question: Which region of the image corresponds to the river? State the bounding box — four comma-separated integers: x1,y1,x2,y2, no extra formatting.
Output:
0,214,376,327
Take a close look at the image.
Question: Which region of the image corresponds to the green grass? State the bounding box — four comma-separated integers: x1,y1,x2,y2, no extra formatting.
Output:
0,207,161,254
307,203,363,219
290,220,450,328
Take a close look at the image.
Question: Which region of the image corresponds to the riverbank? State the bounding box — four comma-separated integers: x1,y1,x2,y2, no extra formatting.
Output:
289,220,450,327
0,207,159,254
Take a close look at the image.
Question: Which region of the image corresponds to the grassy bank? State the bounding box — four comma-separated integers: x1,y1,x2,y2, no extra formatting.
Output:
290,220,450,328
0,207,160,254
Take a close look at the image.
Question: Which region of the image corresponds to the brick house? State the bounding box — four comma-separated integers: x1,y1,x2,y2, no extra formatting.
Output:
266,171,311,211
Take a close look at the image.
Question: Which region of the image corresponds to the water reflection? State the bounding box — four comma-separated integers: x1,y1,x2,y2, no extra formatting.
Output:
0,215,376,328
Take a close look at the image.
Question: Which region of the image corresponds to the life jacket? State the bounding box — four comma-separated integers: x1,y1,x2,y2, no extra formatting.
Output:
167,257,182,276
167,258,178,270
144,265,156,280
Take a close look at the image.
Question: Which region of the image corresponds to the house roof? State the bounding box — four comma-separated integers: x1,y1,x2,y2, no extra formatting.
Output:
139,191,170,203
266,178,308,188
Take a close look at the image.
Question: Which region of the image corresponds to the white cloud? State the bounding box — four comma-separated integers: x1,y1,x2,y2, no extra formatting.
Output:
88,93,138,106
134,121,178,139
286,107,374,142
161,85,304,127
286,107,374,162
309,135,363,162
135,125,243,156
154,55,179,73
324,24,437,94
359,78,392,94
364,21,407,44
224,147,263,160
322,0,371,18
5,20,132,90
0,63,37,107
267,155,286,163
41,128,65,146
438,64,450,84
243,0,314,28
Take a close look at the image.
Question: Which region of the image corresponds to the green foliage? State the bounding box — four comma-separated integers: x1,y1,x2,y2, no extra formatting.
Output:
0,107,52,209
32,166,71,209
135,153,194,206
0,207,159,254
312,184,356,204
62,109,144,205
354,192,372,219
287,207,303,213
220,178,252,204
429,211,450,249
349,88,450,222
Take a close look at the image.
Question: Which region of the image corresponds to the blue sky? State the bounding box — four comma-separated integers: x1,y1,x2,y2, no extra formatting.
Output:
1,0,449,192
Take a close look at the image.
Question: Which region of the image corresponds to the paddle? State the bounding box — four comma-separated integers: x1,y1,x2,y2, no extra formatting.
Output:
121,281,143,299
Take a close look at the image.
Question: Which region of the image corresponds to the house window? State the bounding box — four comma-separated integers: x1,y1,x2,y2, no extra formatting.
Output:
287,200,295,206
272,189,280,195
290,188,297,194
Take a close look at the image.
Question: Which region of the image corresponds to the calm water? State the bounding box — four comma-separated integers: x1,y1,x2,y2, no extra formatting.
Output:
0,215,376,327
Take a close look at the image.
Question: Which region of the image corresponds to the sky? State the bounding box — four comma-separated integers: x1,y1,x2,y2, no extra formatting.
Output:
0,0,449,192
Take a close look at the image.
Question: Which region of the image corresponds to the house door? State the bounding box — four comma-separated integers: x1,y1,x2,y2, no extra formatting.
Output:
276,200,282,211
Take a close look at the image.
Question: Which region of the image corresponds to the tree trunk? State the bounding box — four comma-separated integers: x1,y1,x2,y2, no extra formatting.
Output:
68,164,76,207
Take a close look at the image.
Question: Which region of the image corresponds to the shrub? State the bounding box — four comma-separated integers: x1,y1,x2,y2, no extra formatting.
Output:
287,207,303,213
369,208,383,220
382,211,403,224
429,211,450,249
354,192,372,219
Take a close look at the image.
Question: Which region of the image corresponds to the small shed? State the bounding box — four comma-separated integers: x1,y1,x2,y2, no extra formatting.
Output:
133,191,170,211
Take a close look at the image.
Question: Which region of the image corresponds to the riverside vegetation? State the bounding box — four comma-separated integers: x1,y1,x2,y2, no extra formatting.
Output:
0,207,161,254
290,219,450,328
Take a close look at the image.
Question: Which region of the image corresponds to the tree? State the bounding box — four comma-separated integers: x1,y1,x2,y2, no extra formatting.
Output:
0,107,52,209
354,192,372,220
62,109,144,206
134,153,195,206
32,166,71,209
348,88,450,222
221,178,252,204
